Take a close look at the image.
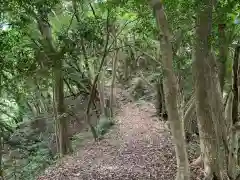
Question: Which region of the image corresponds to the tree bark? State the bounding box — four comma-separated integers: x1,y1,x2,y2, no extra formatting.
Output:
37,8,71,156
110,25,118,118
54,57,72,156
218,24,228,93
227,44,240,179
97,72,107,117
224,92,233,136
0,131,3,179
183,95,197,141
194,1,229,179
151,1,190,179
0,76,2,180
232,45,240,125
155,80,166,118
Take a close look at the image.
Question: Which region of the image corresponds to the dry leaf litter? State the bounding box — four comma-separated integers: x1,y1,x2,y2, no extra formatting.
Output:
38,89,204,180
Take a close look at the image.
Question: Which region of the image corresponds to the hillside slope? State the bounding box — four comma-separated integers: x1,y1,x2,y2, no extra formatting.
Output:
37,90,202,180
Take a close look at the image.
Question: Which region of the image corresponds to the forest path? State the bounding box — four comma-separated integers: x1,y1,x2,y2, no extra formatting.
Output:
38,89,199,180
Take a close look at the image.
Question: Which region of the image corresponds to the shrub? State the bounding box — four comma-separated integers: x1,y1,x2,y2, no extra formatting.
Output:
96,117,115,137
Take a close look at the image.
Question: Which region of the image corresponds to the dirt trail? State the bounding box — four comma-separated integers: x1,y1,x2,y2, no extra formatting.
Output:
38,90,201,180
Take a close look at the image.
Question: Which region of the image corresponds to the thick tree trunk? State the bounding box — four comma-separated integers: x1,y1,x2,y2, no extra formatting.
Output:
232,45,240,125
209,53,229,179
228,44,240,179
151,1,190,179
194,1,229,179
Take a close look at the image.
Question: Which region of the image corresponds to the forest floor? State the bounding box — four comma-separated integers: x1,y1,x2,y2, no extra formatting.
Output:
37,88,203,180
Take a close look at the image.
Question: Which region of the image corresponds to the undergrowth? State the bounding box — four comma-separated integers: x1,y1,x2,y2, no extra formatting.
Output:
96,116,115,138
3,115,115,180
4,143,56,180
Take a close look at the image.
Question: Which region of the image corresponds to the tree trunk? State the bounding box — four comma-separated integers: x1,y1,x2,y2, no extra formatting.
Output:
224,92,233,136
97,71,107,117
177,75,185,130
54,58,71,156
155,80,165,118
151,1,190,179
194,1,229,179
37,8,71,156
232,45,240,125
85,8,111,140
110,26,118,118
183,95,197,142
0,131,3,180
64,78,76,97
227,44,240,179
52,83,59,154
218,24,228,93
0,76,2,180
27,101,38,117
124,59,128,81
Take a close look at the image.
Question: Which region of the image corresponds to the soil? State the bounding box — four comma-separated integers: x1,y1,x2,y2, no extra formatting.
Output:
37,88,204,180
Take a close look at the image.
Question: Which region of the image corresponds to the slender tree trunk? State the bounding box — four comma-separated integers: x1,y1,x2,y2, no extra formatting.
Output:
64,78,76,97
224,92,233,136
110,26,118,118
124,59,128,81
109,54,117,118
35,102,41,115
97,71,107,117
0,131,3,180
52,83,59,154
85,8,110,140
183,95,196,141
35,82,46,112
151,1,190,179
177,75,185,130
27,101,38,116
0,77,2,180
218,24,228,93
155,80,165,119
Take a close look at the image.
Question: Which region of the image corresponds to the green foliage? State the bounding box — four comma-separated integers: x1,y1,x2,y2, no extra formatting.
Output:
96,117,115,137
22,148,54,178
3,119,56,180
71,131,93,150
5,143,55,180
0,0,240,179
